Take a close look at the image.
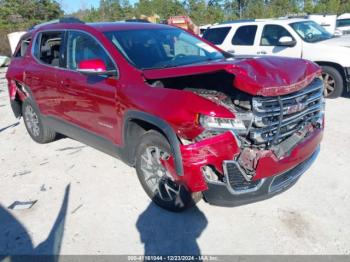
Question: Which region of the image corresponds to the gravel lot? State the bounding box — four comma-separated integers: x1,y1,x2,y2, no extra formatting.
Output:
0,67,350,256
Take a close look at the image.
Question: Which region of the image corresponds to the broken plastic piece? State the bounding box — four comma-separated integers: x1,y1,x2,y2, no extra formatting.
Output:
8,200,37,210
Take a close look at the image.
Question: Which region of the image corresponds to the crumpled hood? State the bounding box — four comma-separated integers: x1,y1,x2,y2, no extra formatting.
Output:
142,56,321,96
321,35,350,48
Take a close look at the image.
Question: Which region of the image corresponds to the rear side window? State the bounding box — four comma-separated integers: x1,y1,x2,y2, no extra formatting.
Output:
14,37,31,57
232,25,257,46
337,19,350,27
260,24,293,46
66,31,114,71
33,31,64,67
203,27,231,45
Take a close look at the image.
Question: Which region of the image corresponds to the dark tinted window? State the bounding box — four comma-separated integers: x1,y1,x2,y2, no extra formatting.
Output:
261,24,293,46
66,31,114,71
232,25,257,46
337,19,350,27
34,31,63,67
14,37,31,57
203,27,231,45
105,28,224,70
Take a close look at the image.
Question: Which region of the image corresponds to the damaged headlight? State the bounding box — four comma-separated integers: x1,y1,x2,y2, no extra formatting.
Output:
199,113,253,135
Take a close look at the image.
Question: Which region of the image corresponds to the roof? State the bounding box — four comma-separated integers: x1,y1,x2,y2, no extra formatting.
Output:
31,19,173,33
210,18,310,28
88,22,171,32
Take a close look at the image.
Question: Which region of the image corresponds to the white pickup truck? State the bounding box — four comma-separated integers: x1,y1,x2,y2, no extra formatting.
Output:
203,18,350,98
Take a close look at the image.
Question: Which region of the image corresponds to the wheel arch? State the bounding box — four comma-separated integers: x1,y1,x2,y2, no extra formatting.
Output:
123,110,184,176
314,61,346,83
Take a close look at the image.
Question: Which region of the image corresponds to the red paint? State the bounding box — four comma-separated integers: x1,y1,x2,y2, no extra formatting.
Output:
6,22,323,196
78,58,107,72
143,56,321,97
253,129,323,181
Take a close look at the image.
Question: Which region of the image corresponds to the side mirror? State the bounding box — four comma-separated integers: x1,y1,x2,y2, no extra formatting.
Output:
77,58,117,76
278,36,296,47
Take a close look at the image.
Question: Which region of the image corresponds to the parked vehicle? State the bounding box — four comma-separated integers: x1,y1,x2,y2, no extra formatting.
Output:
336,13,350,36
306,14,338,35
6,18,324,211
203,18,350,98
167,16,199,35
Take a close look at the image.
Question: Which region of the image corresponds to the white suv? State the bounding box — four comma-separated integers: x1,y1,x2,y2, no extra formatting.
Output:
203,18,350,98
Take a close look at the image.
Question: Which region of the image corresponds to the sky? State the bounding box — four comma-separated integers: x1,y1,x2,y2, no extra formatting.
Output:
61,0,138,14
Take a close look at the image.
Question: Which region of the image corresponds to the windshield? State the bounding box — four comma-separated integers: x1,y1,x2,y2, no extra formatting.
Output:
104,28,225,70
290,21,333,43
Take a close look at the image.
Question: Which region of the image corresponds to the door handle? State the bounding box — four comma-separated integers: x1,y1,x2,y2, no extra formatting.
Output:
257,51,267,55
227,49,235,54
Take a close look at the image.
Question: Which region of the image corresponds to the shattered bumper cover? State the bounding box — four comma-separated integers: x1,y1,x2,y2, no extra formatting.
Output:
203,146,320,207
178,127,323,206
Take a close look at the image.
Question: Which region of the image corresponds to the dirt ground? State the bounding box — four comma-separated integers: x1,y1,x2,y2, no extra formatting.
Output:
1,67,350,256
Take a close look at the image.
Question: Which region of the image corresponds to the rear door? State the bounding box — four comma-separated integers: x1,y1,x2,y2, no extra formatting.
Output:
202,26,232,50
229,25,259,56
57,30,119,142
25,31,65,116
256,24,302,58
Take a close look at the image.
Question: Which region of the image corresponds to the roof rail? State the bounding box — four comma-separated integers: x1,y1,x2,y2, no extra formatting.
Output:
125,19,150,23
29,17,84,30
59,17,85,24
220,19,255,25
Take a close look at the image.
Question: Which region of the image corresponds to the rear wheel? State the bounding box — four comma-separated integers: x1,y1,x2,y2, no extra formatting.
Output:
135,130,201,212
321,66,344,98
22,99,56,144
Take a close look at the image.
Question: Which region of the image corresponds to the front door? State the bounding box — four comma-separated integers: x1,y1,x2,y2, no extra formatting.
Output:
256,24,302,58
57,30,119,142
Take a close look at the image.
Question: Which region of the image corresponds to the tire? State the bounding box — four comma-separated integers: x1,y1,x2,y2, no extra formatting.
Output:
135,130,201,212
22,99,56,144
321,66,344,99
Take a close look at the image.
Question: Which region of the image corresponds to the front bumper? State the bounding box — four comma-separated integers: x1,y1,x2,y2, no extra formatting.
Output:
345,67,350,91
203,146,320,207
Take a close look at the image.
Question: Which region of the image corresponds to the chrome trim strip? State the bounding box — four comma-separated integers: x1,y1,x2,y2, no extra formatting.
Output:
222,160,265,195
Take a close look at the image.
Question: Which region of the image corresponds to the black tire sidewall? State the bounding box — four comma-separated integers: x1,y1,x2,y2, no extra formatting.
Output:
322,66,344,99
135,131,195,212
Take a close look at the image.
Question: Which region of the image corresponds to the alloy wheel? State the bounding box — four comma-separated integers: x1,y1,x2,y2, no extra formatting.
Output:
140,146,184,208
322,72,336,97
24,105,40,137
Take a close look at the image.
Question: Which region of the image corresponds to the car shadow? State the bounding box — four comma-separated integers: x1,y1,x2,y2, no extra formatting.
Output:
136,202,208,258
0,185,70,261
0,122,20,133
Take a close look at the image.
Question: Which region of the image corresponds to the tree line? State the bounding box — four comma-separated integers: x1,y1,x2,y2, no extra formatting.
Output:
75,0,350,25
1,0,350,30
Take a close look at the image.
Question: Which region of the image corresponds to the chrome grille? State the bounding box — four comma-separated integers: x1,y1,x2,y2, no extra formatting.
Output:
250,78,324,145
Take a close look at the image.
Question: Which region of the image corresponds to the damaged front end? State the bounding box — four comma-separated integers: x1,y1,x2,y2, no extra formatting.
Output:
144,57,324,206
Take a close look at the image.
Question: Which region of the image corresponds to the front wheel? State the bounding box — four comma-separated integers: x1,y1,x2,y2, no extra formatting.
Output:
321,66,344,98
135,130,201,212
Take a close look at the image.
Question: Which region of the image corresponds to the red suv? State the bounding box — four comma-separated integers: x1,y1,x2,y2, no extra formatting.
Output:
6,18,324,211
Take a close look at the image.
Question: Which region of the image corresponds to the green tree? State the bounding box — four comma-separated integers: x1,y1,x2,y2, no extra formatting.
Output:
0,0,63,28
303,0,314,13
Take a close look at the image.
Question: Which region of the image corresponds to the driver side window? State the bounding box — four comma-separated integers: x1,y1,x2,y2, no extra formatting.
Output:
67,31,114,71
173,38,204,56
260,25,294,46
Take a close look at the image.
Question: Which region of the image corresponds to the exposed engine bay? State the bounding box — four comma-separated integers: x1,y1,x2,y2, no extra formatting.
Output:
147,71,325,180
